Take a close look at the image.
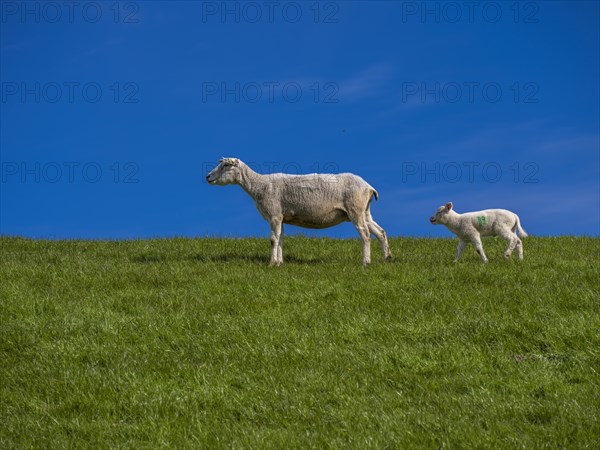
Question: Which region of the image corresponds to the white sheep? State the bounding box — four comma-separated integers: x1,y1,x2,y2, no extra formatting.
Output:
429,202,528,263
206,158,393,266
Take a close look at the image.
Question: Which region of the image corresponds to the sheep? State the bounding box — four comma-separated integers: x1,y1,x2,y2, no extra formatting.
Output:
206,158,393,266
429,202,528,263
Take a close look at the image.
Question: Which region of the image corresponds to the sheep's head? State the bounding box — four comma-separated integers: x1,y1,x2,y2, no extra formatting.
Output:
430,202,453,224
206,158,241,185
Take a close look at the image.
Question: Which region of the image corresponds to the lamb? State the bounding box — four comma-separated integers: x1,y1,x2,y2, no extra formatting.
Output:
429,202,528,263
206,158,393,266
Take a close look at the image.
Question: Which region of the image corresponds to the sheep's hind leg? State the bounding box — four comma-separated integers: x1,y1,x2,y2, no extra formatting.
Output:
499,230,518,260
350,213,371,267
366,210,392,261
516,238,524,260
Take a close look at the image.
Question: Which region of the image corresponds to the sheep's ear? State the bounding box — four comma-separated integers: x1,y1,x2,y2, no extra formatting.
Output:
446,202,453,210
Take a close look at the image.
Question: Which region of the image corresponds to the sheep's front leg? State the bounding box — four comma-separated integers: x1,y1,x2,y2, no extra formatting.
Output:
269,218,283,267
472,236,489,263
277,225,284,264
454,239,467,262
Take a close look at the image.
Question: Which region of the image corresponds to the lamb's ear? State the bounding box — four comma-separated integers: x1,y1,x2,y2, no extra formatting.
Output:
446,202,453,211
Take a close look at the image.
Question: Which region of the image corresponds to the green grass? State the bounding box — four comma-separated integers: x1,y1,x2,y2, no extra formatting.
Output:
1,236,599,449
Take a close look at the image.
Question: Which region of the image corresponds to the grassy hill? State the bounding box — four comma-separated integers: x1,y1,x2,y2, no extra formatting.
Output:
1,236,599,448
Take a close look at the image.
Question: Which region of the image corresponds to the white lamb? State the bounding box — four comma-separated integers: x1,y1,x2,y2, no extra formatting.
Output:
429,202,528,263
206,158,393,266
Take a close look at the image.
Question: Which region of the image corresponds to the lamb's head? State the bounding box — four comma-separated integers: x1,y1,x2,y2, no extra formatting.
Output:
430,202,453,225
206,158,242,185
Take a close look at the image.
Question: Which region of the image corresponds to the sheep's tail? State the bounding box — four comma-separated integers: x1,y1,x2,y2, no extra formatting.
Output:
516,215,528,238
372,188,379,201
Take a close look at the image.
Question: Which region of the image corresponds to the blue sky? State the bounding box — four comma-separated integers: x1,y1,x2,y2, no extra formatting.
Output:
1,1,598,238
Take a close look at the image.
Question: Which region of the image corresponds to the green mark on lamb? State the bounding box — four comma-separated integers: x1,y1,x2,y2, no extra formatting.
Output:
477,216,487,226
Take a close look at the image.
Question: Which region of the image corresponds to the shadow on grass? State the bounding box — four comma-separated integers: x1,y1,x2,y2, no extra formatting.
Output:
282,254,329,265
190,253,329,265
130,254,168,263
130,252,329,265
187,253,267,264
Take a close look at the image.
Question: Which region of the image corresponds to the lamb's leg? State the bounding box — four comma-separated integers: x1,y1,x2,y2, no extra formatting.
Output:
516,238,524,260
472,236,489,263
350,214,371,266
501,231,518,260
366,210,392,261
454,240,467,262
269,218,283,267
277,225,284,264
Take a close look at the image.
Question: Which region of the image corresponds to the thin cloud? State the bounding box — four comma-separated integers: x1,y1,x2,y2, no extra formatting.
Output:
340,63,394,102
447,122,598,156
532,133,599,157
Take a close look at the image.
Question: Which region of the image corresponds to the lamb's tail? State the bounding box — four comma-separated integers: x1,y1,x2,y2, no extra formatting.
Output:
516,215,528,238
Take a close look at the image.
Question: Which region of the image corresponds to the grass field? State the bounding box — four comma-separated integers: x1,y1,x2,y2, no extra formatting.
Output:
1,235,599,448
